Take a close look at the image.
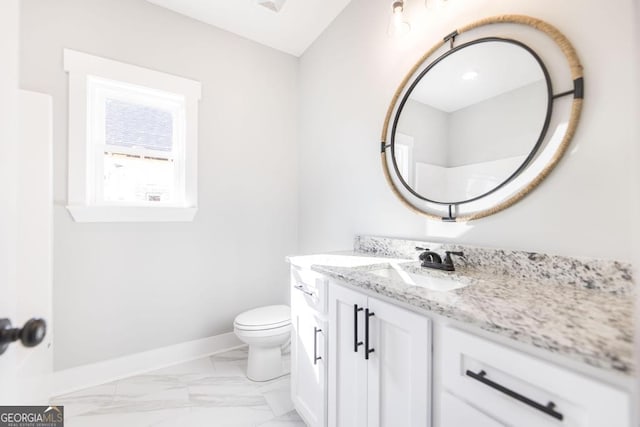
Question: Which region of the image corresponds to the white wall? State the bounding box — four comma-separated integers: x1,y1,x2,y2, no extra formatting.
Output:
399,80,547,202
448,80,547,167
397,99,448,166
401,80,546,168
415,156,526,203
20,0,299,370
298,0,637,260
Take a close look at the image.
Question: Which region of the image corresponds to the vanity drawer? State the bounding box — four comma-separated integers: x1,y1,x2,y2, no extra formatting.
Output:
440,391,504,427
291,266,327,314
441,327,631,427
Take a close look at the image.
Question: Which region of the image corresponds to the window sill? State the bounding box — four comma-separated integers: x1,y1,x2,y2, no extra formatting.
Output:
66,205,198,223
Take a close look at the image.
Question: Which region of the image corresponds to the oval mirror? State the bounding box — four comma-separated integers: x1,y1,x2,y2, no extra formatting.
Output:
391,38,551,204
381,15,584,221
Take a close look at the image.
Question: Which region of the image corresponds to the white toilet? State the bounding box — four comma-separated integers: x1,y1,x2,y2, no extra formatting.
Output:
233,305,291,382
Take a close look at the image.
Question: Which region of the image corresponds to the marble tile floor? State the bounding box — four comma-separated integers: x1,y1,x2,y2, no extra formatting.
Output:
50,347,306,427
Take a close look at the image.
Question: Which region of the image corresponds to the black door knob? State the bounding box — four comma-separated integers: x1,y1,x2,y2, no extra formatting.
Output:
0,318,47,355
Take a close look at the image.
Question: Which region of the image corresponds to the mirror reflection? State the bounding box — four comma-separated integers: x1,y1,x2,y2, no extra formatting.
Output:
393,39,550,204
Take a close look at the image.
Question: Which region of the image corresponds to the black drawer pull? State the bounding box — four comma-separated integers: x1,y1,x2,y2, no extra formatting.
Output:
364,309,375,360
313,327,322,365
465,370,563,421
354,304,363,352
294,284,314,297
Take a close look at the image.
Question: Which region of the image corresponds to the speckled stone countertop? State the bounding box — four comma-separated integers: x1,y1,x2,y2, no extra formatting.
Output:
289,236,635,375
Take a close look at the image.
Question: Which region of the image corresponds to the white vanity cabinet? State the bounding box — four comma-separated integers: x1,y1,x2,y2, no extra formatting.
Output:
328,283,431,427
289,263,634,427
290,266,328,427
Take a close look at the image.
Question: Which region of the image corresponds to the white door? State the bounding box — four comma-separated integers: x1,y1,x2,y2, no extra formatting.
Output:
0,0,21,404
0,0,54,405
366,297,430,427
328,284,368,427
291,307,326,427
15,90,54,404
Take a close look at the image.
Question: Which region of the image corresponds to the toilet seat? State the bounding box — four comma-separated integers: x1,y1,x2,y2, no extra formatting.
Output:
234,305,291,331
234,323,291,339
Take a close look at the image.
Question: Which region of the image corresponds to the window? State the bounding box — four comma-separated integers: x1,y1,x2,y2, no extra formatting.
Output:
64,49,201,222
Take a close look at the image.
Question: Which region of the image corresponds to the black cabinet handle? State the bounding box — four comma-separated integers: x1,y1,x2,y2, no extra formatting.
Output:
465,370,563,421
364,309,375,360
353,304,363,352
313,327,322,365
294,284,314,297
0,318,47,355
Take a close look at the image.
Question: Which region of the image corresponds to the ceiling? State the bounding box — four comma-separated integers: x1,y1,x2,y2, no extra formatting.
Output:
410,41,546,112
146,0,353,57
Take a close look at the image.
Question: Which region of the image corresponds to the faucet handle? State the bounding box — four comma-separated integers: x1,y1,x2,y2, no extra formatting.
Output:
441,251,464,271
415,246,429,251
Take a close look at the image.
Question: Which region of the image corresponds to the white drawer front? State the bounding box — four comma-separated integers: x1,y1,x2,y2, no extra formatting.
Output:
291,266,327,314
441,327,631,427
440,391,505,427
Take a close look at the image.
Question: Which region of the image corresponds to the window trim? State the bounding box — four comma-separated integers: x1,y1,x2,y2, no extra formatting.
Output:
66,206,198,223
64,49,201,222
395,133,414,187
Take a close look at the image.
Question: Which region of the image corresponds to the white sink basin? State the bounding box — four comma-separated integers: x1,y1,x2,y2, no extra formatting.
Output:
369,264,467,292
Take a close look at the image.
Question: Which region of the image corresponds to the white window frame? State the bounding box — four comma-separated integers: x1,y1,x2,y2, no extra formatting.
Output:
64,49,201,222
395,132,415,187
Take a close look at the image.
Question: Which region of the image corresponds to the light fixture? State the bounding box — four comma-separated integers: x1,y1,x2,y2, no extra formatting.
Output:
462,70,479,81
256,0,286,13
388,1,411,38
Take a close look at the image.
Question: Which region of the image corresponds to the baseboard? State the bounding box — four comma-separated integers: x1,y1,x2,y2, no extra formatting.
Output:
52,332,244,396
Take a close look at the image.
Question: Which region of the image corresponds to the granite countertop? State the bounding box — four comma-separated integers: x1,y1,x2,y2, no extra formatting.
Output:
289,248,635,376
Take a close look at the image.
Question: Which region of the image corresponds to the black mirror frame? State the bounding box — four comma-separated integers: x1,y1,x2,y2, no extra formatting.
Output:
389,37,553,206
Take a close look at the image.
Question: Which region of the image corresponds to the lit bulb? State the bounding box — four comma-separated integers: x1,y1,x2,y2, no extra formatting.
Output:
388,1,410,38
462,70,478,81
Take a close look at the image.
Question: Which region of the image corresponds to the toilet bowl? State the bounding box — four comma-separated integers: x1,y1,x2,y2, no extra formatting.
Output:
233,305,291,382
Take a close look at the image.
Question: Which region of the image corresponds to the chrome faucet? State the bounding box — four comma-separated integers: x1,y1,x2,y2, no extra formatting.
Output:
416,247,464,271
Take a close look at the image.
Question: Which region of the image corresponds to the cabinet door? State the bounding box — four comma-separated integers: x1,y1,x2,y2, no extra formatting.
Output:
328,284,368,427
291,308,326,427
366,297,431,427
440,391,505,427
